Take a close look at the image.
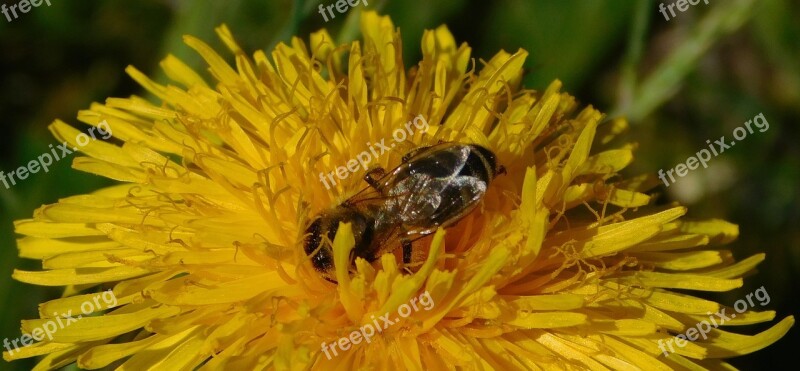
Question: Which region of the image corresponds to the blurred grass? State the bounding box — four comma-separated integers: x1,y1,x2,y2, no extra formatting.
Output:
0,0,797,369
613,0,757,121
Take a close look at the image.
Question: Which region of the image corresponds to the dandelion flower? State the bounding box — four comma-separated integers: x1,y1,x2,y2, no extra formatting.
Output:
5,11,792,370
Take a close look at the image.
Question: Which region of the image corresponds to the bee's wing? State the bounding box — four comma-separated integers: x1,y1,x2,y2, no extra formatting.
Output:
344,143,479,258
354,175,440,260
385,174,440,222
383,144,471,188
383,144,475,225
345,144,465,205
367,174,487,260
398,175,488,237
347,143,471,204
345,186,392,205
424,176,487,227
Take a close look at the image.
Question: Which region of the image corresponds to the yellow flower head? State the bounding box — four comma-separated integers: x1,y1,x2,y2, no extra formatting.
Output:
5,11,792,370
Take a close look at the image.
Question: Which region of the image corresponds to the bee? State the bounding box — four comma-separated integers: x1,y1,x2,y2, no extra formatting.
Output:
304,142,504,282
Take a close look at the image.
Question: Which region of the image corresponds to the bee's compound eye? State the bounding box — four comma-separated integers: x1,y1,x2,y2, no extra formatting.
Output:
310,245,334,273
304,218,324,256
304,218,335,273
326,220,341,245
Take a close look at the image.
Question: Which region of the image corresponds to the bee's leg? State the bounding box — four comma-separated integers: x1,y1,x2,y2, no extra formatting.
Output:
364,167,386,189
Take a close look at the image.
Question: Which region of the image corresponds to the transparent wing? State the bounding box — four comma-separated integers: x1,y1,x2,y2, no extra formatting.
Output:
339,143,481,260
345,143,470,207
385,174,442,223
424,175,487,227
386,175,485,234
380,143,471,191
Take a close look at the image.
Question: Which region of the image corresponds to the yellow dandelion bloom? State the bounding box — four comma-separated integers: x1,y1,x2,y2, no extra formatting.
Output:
5,11,792,370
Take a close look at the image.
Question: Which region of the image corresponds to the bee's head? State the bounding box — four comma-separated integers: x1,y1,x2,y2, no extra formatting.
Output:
303,206,374,283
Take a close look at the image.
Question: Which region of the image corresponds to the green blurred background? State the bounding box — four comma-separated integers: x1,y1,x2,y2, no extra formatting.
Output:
0,0,797,369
